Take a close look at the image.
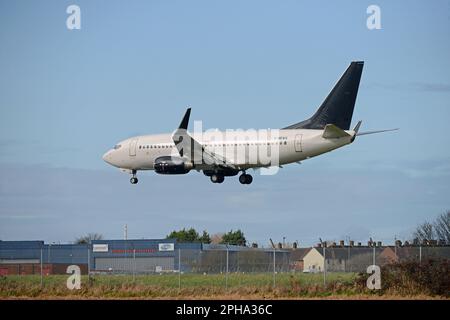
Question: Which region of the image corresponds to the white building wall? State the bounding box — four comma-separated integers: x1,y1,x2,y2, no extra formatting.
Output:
302,248,324,272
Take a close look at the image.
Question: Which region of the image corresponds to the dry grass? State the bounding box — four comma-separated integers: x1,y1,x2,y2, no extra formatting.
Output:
0,272,447,300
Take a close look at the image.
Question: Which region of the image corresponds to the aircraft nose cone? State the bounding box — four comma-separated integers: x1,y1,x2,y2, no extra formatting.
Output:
102,150,113,165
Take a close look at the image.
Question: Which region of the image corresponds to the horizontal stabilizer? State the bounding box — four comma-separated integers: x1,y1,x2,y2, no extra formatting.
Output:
322,124,351,139
356,128,399,136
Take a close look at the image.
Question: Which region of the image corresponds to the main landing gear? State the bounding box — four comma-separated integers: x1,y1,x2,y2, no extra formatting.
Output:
209,172,252,184
210,174,225,184
210,172,253,184
239,172,253,185
130,170,138,184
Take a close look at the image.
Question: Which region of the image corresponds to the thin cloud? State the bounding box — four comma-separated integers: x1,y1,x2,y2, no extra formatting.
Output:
410,82,450,92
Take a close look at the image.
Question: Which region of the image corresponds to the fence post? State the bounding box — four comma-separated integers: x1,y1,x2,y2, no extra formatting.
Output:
373,246,376,266
226,246,229,289
347,245,351,272
178,248,181,290
40,247,43,289
273,248,276,288
323,246,326,286
133,249,136,282
87,245,91,283
419,245,422,264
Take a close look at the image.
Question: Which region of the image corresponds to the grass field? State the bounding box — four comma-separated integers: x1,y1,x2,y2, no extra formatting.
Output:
0,272,445,299
0,272,360,299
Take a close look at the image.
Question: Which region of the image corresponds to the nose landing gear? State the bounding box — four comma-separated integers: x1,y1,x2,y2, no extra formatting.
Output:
130,170,138,184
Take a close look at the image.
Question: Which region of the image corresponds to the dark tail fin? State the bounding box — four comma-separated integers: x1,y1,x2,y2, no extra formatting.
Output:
283,61,364,130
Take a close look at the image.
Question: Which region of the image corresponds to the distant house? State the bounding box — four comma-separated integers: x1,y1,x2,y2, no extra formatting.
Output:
303,248,325,273
302,246,400,273
385,246,450,263
289,248,311,271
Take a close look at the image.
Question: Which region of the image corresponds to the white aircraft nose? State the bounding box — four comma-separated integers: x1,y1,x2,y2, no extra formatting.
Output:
102,150,113,165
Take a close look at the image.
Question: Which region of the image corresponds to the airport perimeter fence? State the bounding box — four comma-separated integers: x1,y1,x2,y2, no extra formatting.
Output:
1,245,450,290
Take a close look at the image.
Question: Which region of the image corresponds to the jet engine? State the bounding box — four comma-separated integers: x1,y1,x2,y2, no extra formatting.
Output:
154,156,193,174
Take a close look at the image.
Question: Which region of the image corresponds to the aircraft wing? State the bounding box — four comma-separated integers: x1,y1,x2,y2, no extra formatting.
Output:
172,108,237,169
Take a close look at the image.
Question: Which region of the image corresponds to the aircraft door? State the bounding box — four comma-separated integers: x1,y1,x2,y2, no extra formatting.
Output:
129,139,138,156
294,134,302,152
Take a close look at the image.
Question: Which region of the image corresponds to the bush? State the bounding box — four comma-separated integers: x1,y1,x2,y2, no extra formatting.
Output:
357,259,450,297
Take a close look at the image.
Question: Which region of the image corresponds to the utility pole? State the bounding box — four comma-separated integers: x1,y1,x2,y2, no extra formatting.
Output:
124,224,128,240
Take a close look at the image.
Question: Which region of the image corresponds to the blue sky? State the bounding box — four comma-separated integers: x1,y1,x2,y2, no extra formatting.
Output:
0,0,449,246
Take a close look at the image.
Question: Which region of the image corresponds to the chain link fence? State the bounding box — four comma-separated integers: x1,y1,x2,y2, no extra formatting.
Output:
1,244,449,291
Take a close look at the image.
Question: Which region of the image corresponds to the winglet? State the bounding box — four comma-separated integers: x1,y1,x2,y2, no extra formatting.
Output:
353,120,362,134
178,107,191,130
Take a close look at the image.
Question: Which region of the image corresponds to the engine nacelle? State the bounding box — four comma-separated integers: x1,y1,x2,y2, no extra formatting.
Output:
154,156,193,174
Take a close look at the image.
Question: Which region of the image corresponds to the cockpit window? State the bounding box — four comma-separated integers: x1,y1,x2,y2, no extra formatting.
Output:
113,144,122,150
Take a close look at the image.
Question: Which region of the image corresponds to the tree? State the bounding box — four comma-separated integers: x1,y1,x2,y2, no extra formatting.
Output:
198,230,211,244
220,229,246,246
75,233,103,244
167,228,199,242
166,228,211,243
413,221,435,242
434,211,450,243
413,211,450,244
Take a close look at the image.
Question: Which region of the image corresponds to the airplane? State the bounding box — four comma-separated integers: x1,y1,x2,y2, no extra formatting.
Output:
102,61,397,185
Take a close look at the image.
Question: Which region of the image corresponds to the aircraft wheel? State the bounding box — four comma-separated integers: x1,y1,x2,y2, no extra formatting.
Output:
210,174,224,183
239,173,253,185
130,177,138,184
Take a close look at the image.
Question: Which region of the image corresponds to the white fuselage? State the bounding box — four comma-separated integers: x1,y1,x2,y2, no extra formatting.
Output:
102,129,355,172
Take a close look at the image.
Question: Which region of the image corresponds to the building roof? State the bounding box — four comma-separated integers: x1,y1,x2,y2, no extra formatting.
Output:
289,248,311,260
313,246,385,259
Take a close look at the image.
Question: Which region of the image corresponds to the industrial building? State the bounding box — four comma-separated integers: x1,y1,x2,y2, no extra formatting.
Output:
1,239,449,275
0,239,290,275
